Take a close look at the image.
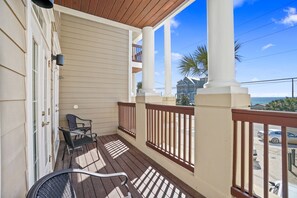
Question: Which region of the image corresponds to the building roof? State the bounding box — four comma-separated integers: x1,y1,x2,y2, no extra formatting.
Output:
177,77,207,85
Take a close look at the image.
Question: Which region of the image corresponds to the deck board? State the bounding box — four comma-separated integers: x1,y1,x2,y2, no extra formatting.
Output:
55,134,204,198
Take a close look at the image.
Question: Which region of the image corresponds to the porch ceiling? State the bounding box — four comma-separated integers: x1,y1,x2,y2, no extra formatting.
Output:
55,0,187,28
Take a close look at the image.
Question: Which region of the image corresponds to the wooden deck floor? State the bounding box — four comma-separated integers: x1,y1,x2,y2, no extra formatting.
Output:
55,134,204,198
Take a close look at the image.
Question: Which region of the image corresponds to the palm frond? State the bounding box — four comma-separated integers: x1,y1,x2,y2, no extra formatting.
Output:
178,41,243,77
178,53,198,76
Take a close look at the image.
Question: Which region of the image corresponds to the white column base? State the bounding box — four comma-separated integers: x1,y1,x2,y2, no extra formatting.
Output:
198,86,248,95
137,90,160,96
194,92,250,197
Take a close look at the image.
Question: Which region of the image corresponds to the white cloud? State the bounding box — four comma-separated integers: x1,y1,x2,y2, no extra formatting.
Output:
170,18,180,29
261,43,275,51
251,77,259,81
234,0,245,7
155,71,160,76
171,52,183,61
279,7,297,26
154,50,158,54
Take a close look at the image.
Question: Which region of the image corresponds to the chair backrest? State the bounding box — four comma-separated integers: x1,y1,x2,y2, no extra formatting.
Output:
66,114,77,130
27,169,76,198
59,127,74,148
27,169,131,198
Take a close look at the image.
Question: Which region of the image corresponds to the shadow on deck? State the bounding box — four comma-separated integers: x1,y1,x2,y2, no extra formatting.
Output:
55,134,204,198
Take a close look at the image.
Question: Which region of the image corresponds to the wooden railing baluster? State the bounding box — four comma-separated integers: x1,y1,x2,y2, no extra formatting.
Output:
231,109,297,198
145,104,195,172
117,102,136,138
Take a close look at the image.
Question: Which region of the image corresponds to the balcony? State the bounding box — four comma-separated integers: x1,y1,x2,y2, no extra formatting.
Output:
132,44,142,73
132,44,142,63
117,102,297,198
55,134,204,197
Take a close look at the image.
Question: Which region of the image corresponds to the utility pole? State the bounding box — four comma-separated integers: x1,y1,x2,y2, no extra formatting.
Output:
292,78,295,98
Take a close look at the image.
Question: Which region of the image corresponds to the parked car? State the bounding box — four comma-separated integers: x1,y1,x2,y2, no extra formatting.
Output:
257,130,297,144
257,129,279,139
269,181,297,198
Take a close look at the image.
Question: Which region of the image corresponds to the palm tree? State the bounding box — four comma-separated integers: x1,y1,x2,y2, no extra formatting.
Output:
179,40,242,77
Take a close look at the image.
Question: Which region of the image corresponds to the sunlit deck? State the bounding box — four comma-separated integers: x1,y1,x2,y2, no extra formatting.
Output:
55,134,204,198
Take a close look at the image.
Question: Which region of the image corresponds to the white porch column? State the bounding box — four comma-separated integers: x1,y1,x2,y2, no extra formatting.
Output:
193,1,250,197
132,73,136,96
141,26,155,94
164,19,172,96
204,0,239,89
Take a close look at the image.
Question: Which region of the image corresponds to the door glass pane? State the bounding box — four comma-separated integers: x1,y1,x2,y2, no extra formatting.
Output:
44,56,48,166
32,39,39,182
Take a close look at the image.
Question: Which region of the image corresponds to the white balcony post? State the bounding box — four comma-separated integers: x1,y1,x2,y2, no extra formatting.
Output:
132,73,136,96
141,26,155,94
193,0,250,197
204,0,239,89
164,19,172,96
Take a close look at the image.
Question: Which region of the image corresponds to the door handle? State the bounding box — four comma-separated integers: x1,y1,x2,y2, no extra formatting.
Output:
42,121,50,127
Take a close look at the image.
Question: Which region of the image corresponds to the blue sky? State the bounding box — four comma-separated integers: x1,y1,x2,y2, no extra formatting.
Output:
136,0,297,97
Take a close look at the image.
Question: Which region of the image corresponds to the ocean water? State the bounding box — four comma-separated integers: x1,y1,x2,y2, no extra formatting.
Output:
251,97,285,106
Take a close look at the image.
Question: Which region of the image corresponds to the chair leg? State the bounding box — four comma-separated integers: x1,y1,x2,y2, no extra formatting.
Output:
69,150,73,168
62,144,67,161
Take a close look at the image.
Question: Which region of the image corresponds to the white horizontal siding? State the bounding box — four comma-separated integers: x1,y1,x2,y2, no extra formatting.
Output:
0,0,27,197
59,14,129,135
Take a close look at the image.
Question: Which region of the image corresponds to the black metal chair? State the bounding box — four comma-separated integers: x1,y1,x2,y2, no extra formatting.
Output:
59,127,99,168
26,168,132,198
66,114,92,134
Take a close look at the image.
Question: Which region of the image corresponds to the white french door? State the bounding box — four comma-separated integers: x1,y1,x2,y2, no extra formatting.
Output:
51,32,60,163
31,9,52,181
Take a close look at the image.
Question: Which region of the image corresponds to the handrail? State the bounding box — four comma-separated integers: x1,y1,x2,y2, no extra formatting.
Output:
118,102,136,138
231,109,297,198
146,103,195,172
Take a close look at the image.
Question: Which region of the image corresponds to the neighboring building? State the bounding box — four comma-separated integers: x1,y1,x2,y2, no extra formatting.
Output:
176,77,207,104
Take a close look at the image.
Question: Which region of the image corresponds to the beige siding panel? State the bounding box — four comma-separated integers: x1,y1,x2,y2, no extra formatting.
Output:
0,101,25,136
60,33,127,49
62,14,127,34
61,26,127,44
61,54,126,66
60,71,127,81
0,31,25,75
0,0,26,52
61,24,128,41
61,38,128,53
4,0,26,28
62,67,126,75
61,45,127,58
0,67,25,101
61,16,128,39
1,125,27,197
60,14,129,135
0,0,27,197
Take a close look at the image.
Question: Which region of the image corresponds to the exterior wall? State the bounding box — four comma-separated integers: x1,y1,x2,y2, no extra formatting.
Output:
59,14,129,135
0,0,27,197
